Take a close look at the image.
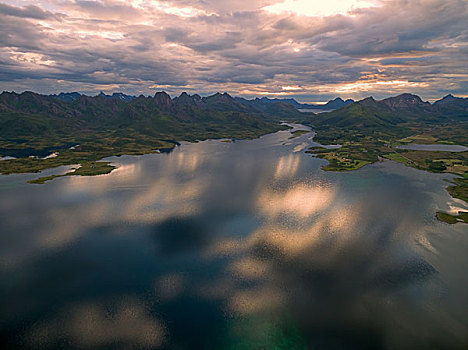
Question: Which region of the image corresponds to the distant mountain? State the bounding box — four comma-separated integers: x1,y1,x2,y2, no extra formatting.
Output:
313,93,468,131
201,92,252,112
50,92,81,102
48,91,354,113
235,97,306,110
320,97,355,110
433,94,468,116
24,90,307,121
51,91,136,102
153,91,173,110
434,94,466,106
236,96,354,111
173,92,202,107
381,93,432,113
0,90,294,177
0,91,295,142
1,90,467,176
96,91,136,102
264,101,303,119
151,91,304,119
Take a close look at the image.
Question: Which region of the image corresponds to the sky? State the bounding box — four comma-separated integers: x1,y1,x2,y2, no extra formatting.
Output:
0,0,467,102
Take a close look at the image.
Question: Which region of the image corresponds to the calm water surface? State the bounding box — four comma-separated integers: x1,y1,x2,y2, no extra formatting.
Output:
397,144,468,152
0,125,467,349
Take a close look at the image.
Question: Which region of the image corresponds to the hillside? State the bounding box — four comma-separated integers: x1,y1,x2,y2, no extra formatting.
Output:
305,93,468,212
0,91,291,176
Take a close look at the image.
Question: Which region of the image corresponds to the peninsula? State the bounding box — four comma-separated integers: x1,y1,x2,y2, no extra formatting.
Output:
304,93,468,223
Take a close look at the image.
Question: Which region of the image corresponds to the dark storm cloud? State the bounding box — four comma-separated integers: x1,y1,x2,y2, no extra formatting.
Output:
0,0,466,100
0,15,47,49
0,3,56,19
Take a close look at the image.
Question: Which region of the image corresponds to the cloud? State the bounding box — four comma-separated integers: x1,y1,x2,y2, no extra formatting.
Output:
0,3,56,19
0,0,466,100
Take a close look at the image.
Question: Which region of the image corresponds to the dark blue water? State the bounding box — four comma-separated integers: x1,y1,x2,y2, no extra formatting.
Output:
0,125,467,349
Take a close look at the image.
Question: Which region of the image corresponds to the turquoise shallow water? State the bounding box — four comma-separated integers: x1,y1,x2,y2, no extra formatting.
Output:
0,125,467,349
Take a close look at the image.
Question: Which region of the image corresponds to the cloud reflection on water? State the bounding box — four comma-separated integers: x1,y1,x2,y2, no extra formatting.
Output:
257,183,336,219
195,179,450,348
1,130,467,349
274,153,301,179
27,298,166,349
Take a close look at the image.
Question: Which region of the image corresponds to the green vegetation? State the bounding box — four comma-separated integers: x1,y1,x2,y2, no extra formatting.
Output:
2,91,467,225
305,146,371,171
436,211,468,224
306,133,391,171
382,152,412,165
0,91,288,182
446,175,468,203
308,136,468,223
306,128,468,222
398,134,438,144
304,93,468,223
28,162,115,184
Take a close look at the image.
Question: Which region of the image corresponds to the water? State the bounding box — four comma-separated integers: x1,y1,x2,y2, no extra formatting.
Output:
0,125,467,349
298,108,335,113
397,144,468,152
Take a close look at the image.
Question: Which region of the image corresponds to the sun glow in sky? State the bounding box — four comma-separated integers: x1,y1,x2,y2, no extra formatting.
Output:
334,80,429,93
152,1,213,17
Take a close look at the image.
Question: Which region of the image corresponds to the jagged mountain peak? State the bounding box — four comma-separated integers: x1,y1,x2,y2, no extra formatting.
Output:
52,92,81,102
174,92,202,106
331,97,345,102
154,91,171,98
381,93,429,111
358,96,376,104
206,92,234,100
153,91,173,109
323,97,354,109
434,94,466,105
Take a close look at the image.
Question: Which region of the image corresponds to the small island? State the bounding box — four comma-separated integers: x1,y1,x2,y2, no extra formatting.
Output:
28,162,116,184
436,211,468,224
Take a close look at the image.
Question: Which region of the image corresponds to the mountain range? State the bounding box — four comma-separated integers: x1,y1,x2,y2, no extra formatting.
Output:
1,89,467,178
50,91,137,103
49,91,354,111
2,91,467,144
235,96,354,111
313,93,468,131
0,91,298,146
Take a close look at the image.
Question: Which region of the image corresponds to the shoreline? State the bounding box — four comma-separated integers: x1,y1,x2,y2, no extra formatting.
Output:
305,129,468,224
0,124,290,183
